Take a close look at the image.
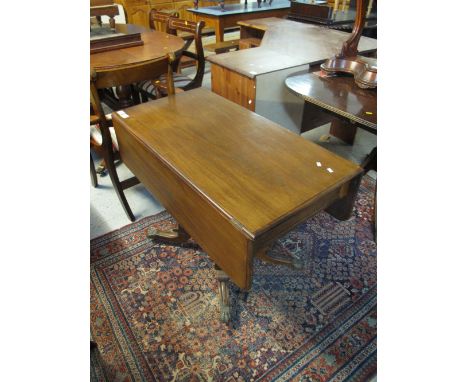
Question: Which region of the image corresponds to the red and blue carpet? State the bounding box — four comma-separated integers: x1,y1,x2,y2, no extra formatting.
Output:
91,176,377,381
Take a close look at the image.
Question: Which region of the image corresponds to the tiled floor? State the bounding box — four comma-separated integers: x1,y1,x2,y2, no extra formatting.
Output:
91,49,376,238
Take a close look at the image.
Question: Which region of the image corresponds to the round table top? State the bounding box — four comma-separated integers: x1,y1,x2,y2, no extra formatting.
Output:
285,69,377,132
90,24,185,70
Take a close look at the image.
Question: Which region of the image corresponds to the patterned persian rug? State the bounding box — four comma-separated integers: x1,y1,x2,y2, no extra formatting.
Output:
91,176,377,382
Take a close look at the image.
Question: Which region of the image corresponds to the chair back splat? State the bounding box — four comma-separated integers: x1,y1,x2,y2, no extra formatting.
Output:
167,17,206,90
139,14,205,97
149,9,179,31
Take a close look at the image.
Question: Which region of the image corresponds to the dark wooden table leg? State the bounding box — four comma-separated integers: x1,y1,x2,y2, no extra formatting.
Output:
115,85,134,108
360,147,377,240
214,264,231,323
257,247,304,269
326,173,363,221
329,119,357,145
300,102,336,134
109,16,116,30
90,154,98,187
215,19,225,42
361,146,377,172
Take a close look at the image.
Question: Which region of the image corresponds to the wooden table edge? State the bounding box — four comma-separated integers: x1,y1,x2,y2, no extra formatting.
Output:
253,167,363,240
285,76,377,131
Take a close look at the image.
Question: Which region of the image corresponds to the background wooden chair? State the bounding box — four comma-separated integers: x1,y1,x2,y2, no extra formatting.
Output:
90,55,175,221
149,8,179,31
139,17,206,99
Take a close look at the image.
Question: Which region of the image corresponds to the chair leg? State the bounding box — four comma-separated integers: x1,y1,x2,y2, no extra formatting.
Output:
131,85,141,105
90,154,98,188
104,153,136,222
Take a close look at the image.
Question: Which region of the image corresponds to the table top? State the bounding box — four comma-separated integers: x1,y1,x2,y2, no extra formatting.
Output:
285,68,376,131
90,23,185,70
112,88,362,238
207,17,377,78
188,0,290,17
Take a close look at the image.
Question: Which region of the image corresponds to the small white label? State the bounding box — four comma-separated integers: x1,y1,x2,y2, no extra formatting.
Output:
316,161,322,167
327,168,334,173
117,110,129,119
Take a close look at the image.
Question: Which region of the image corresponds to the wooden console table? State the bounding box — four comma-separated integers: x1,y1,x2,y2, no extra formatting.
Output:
112,87,363,322
208,17,376,134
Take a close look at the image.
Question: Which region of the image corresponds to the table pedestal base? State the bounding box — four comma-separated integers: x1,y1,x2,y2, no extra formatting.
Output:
147,224,305,323
215,264,231,323
147,225,233,322
145,175,362,323
257,247,304,269
147,225,190,244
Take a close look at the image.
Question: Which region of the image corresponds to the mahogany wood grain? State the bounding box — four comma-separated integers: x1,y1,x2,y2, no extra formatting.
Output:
211,64,256,111
111,88,363,289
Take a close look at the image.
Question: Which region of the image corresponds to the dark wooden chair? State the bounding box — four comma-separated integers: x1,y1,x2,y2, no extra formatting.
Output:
90,112,100,187
139,17,206,99
90,55,176,221
90,107,119,182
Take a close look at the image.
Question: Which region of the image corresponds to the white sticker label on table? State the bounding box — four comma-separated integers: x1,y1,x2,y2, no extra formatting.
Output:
117,110,129,119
